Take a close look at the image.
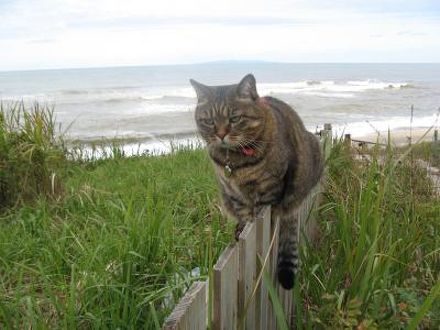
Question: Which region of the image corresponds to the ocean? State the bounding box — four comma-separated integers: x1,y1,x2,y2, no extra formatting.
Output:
1,62,439,152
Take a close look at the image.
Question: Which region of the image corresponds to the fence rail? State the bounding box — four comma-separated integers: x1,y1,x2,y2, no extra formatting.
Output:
344,128,439,147
163,126,332,330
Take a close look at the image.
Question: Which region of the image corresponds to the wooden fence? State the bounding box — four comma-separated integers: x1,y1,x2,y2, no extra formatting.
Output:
344,128,439,147
163,126,332,330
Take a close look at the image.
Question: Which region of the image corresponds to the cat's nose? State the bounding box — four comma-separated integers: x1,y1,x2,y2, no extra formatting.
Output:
216,129,228,140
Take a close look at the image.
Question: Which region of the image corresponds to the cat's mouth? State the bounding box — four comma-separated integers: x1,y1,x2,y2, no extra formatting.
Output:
216,140,256,156
210,135,256,153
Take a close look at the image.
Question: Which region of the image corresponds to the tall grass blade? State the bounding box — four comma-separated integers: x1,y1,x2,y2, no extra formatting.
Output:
407,280,440,330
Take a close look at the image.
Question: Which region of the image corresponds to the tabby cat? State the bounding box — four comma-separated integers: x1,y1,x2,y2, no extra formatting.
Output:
190,74,323,290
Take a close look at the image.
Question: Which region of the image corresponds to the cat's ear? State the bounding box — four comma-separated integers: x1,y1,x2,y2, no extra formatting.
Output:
190,79,211,104
237,74,258,101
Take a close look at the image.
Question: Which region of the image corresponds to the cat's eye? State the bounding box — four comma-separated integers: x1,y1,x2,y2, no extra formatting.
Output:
230,115,242,123
203,118,214,125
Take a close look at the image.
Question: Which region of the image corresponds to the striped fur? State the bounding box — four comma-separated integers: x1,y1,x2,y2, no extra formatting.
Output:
190,74,323,289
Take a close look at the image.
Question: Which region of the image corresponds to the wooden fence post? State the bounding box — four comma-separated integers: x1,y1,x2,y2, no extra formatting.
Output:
238,222,257,330
212,244,239,330
268,213,280,329
321,123,333,160
163,282,208,330
256,207,271,329
344,133,351,146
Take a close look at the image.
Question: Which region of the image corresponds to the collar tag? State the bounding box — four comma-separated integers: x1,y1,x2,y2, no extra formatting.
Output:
224,164,233,177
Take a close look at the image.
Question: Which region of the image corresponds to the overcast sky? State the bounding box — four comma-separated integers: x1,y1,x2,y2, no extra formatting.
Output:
0,0,439,71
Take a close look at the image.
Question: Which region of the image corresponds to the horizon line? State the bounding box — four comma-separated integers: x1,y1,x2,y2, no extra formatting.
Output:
1,60,440,73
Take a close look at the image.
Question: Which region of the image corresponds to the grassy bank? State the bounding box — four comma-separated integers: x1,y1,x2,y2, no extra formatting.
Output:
0,105,439,328
0,150,233,328
296,142,439,329
1,105,231,328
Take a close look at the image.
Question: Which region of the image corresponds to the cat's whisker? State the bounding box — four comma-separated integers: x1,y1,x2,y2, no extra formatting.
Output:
240,139,265,152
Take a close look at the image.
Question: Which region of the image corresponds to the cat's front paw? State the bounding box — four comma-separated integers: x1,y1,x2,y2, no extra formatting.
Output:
234,221,246,241
255,206,267,219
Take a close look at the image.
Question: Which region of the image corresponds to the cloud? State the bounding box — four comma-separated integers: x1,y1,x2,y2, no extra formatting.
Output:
66,15,306,30
0,0,439,70
27,38,58,44
397,30,429,36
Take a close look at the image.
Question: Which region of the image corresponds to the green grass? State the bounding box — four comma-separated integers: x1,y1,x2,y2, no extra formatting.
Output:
0,104,439,328
296,141,440,329
405,140,440,167
0,102,66,208
0,148,235,328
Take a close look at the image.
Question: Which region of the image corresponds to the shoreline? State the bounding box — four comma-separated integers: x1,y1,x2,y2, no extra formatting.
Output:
67,135,203,158
65,126,439,159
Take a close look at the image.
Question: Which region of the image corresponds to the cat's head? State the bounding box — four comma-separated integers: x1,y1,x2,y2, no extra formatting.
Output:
190,74,266,149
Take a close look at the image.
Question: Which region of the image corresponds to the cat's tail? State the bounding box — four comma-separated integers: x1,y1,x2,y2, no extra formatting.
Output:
276,214,298,290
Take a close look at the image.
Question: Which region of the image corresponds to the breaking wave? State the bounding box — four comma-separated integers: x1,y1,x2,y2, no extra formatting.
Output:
258,80,413,98
1,80,414,105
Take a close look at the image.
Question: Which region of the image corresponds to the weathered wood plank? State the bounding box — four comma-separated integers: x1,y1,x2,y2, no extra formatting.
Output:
238,221,257,330
277,285,294,329
213,244,239,330
268,215,280,330
163,281,207,330
320,125,333,160
298,185,320,244
256,207,271,330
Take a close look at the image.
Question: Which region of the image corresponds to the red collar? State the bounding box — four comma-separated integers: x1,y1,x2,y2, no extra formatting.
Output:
241,146,256,157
